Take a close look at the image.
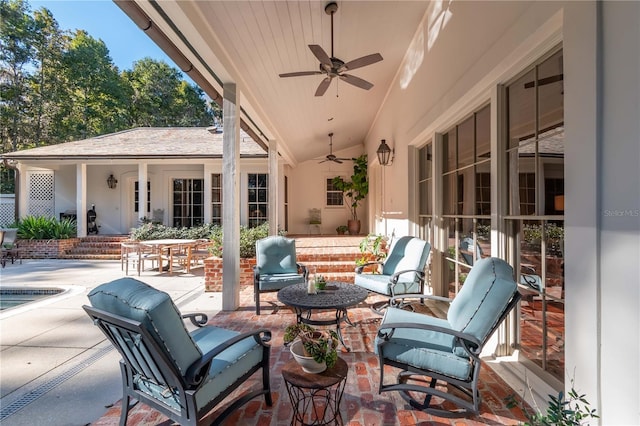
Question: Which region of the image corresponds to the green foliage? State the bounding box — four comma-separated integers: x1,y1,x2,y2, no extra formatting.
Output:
505,378,598,426
283,324,339,369
1,1,216,155
130,221,275,259
129,222,218,241
332,154,368,221
16,215,76,239
0,166,15,193
356,233,387,266
336,225,348,234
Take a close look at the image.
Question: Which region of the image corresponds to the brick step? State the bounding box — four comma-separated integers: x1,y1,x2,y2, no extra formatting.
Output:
303,260,357,274
66,247,121,255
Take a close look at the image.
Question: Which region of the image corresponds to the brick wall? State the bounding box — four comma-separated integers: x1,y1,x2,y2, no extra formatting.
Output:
18,238,81,259
204,257,255,292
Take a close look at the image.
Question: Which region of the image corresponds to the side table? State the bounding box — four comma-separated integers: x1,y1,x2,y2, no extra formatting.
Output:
282,357,348,425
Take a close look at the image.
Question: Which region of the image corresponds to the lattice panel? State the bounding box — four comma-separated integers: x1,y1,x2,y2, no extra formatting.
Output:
0,196,16,226
27,171,55,217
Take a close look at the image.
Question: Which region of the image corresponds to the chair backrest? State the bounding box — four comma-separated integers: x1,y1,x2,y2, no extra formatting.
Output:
459,237,483,266
382,236,431,281
309,208,321,224
2,228,17,247
255,235,299,275
87,278,201,376
447,257,518,346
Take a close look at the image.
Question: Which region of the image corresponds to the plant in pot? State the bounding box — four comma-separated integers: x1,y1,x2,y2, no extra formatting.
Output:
314,274,327,291
284,323,339,374
336,225,348,235
332,154,368,235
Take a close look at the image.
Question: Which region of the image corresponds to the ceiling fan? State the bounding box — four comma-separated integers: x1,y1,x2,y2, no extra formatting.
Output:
319,133,351,164
279,1,383,96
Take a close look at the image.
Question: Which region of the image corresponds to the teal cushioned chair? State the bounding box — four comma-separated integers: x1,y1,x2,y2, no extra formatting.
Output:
375,257,520,416
84,278,271,426
354,236,431,313
253,235,307,315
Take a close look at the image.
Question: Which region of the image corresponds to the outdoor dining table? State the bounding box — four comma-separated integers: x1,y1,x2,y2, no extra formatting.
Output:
140,239,197,273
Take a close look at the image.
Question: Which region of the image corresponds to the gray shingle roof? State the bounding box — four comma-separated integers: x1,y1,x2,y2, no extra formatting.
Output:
2,127,267,160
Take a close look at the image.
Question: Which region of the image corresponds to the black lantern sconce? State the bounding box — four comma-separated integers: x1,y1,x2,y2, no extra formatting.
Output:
107,174,118,189
376,139,394,166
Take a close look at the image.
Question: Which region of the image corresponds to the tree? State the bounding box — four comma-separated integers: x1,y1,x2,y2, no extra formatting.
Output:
0,0,36,153
61,30,126,139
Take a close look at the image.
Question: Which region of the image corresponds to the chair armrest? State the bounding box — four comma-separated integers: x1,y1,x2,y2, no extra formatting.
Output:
297,263,308,279
185,328,272,386
355,261,384,274
377,321,482,356
390,269,425,284
182,313,208,327
388,294,452,305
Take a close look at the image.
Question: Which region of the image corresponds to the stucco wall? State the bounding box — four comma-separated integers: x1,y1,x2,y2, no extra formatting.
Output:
287,144,366,235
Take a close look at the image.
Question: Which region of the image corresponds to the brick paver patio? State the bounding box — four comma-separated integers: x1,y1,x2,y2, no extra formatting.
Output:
93,285,529,425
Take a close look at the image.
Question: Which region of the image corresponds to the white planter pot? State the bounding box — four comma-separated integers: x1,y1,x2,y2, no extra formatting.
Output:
290,340,326,374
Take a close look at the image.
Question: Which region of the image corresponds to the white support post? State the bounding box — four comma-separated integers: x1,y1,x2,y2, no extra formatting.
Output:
76,164,87,237
222,83,241,311
268,139,279,236
138,163,148,223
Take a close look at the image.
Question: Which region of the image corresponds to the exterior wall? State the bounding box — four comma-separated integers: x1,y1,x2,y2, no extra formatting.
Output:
366,0,639,423
204,257,254,291
18,238,80,259
287,144,366,235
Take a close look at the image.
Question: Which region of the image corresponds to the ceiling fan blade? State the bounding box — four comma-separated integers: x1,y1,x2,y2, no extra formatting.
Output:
318,159,329,164
342,53,383,72
308,44,332,68
279,71,323,78
332,159,343,164
315,77,332,96
339,74,374,90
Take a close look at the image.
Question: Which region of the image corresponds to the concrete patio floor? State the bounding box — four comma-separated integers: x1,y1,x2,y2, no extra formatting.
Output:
0,259,220,426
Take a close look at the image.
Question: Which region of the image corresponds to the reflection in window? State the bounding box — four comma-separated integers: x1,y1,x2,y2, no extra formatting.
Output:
211,173,222,225
506,48,564,385
172,179,204,227
248,173,268,228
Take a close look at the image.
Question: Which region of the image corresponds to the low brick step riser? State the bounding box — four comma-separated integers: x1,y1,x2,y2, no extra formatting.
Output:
297,254,366,263
59,254,120,260
305,263,358,274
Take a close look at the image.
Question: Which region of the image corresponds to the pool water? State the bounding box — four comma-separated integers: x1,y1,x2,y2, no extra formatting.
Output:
0,288,64,310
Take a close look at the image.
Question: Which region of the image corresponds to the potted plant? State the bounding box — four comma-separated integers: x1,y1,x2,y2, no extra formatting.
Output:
356,233,388,268
336,225,348,235
332,154,368,235
284,324,339,373
314,274,327,291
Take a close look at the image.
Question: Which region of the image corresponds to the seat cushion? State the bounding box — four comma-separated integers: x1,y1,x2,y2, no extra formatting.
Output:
191,326,264,409
354,273,421,296
258,273,306,291
376,307,472,381
87,278,201,375
255,236,298,274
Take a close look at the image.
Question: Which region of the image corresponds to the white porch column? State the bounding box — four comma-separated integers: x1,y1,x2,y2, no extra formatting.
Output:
203,163,213,223
138,163,148,223
268,139,279,235
222,83,241,311
76,164,87,237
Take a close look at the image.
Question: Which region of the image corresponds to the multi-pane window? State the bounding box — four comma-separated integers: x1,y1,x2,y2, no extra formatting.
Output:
505,48,564,384
441,104,492,297
211,173,222,225
172,178,204,227
248,173,268,227
326,178,343,206
134,181,150,214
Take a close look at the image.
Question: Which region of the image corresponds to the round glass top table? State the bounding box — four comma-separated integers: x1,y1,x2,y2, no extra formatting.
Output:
277,282,368,351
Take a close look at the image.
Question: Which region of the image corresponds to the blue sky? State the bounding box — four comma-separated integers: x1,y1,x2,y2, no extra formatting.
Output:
30,0,174,71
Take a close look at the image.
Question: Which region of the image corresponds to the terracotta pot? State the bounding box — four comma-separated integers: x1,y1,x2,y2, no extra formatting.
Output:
347,220,361,235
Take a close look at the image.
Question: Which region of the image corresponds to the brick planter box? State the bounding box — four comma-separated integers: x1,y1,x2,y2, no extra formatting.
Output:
18,238,81,259
204,257,255,292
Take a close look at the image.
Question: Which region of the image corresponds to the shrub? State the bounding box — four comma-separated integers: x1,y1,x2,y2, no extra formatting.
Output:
17,216,77,239
130,221,276,259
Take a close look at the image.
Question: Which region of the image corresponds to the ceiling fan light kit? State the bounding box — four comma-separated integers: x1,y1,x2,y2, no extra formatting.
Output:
279,1,383,97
